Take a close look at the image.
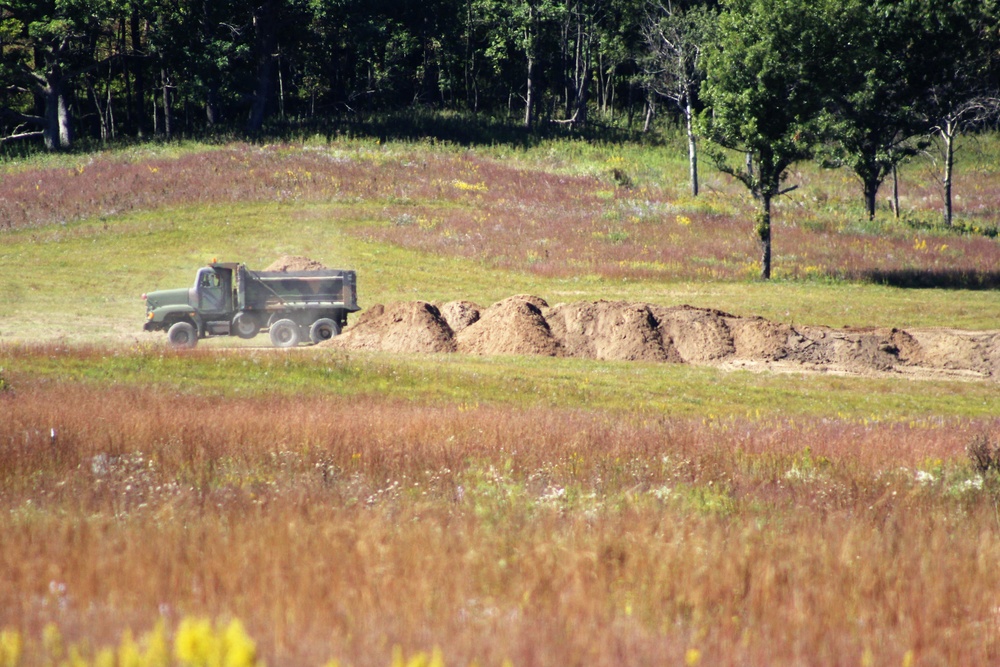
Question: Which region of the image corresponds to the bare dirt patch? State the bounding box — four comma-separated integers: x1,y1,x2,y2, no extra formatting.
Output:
327,296,1000,381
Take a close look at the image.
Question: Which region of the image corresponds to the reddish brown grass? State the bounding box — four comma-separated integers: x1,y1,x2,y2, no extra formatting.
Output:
3,376,999,666
3,142,999,284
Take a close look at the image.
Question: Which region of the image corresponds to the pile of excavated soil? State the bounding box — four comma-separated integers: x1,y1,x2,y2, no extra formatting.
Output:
325,295,1000,381
455,296,562,357
438,300,481,334
263,255,328,272
903,329,1000,377
653,305,737,363
545,300,679,362
324,301,455,354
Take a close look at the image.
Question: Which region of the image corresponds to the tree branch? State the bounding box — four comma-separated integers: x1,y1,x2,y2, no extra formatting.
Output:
0,128,45,146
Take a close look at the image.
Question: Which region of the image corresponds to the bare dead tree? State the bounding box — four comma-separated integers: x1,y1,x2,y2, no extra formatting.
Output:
642,1,714,197
927,96,1000,226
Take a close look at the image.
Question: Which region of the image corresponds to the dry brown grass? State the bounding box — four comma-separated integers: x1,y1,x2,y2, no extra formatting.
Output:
4,375,1000,666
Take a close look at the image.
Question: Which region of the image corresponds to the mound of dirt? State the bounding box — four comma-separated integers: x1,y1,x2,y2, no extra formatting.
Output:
725,316,796,361
325,301,456,354
438,300,481,334
652,305,736,363
264,255,328,272
903,329,1000,377
319,293,998,382
545,300,679,362
455,295,562,357
776,326,918,374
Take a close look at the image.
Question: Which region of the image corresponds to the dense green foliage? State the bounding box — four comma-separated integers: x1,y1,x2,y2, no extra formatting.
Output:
1,0,997,150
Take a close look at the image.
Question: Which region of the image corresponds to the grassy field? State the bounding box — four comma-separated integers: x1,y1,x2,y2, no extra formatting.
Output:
2,129,1000,667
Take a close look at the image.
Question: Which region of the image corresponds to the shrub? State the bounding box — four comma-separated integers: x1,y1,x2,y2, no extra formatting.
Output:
966,432,1000,475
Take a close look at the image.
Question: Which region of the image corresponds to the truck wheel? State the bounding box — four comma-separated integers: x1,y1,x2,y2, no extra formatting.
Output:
167,321,198,349
232,313,260,339
269,319,301,348
309,318,341,344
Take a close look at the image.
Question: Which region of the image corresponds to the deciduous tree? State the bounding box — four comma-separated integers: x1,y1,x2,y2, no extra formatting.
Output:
699,0,835,279
920,0,1000,226
0,0,112,150
820,0,939,220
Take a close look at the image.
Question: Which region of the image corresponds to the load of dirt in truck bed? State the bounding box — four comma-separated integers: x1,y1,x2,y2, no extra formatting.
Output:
263,255,328,272
325,295,1000,381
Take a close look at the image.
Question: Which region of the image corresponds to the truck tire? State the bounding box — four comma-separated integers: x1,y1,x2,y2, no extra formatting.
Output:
269,319,301,348
167,321,198,349
309,318,341,344
232,312,260,339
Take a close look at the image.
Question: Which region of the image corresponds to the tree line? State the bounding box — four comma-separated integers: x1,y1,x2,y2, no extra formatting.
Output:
0,0,660,147
3,0,999,278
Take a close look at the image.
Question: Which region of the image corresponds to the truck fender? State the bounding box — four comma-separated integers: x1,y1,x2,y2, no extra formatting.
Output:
152,304,199,324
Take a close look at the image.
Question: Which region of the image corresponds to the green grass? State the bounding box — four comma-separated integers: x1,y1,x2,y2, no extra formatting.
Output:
2,200,999,347
4,344,998,420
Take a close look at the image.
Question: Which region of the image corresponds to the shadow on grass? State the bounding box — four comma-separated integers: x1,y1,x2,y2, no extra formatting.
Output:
3,109,666,162
856,269,1000,290
277,110,662,149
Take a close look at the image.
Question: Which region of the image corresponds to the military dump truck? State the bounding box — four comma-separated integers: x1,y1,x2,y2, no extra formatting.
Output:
142,262,359,349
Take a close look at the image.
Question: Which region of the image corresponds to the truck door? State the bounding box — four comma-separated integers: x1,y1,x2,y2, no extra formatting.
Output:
196,268,232,314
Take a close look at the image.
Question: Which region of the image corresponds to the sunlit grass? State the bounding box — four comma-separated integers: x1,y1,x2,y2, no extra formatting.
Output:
3,132,1000,667
2,198,999,346
3,344,999,419
2,369,1000,666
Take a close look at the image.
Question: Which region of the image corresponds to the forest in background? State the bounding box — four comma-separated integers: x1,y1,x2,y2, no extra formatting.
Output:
1,0,998,146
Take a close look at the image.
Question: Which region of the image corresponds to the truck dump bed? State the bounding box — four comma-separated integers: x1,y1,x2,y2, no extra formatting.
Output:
239,267,360,312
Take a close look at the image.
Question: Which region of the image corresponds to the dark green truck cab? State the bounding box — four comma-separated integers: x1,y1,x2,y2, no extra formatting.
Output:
143,262,359,348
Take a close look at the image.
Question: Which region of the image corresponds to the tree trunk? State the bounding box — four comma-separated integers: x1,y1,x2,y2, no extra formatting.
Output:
464,0,473,108
130,10,146,139
891,164,899,219
247,0,279,133
524,53,535,128
39,66,70,151
161,67,172,140
57,90,71,148
523,5,535,129
685,94,698,197
88,80,108,141
757,192,772,280
863,177,879,221
571,8,590,125
943,122,955,226
206,85,220,126
42,86,59,151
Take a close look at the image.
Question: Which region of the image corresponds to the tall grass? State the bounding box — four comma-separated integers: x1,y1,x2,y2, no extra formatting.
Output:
2,373,999,666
